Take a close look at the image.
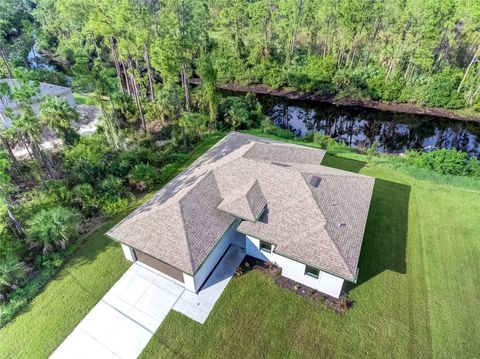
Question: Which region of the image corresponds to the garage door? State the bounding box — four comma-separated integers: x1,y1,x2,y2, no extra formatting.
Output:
134,250,184,283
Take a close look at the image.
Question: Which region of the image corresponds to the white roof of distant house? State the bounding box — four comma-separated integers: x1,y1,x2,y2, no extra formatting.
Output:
0,78,73,113
107,132,375,282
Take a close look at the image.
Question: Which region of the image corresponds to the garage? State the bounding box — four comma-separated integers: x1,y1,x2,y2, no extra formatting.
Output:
133,249,184,283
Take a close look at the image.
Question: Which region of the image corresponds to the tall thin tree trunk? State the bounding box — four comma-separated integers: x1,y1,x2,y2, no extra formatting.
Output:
4,200,24,237
364,21,381,66
109,37,126,93
458,46,480,92
143,43,155,101
0,47,14,79
181,61,191,112
31,139,54,179
128,59,147,134
121,60,133,96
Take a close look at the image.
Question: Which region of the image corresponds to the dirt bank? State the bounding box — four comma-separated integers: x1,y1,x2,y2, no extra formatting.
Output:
190,78,480,123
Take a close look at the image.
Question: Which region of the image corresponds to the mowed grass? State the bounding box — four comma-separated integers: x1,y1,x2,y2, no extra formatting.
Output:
0,134,224,359
140,155,480,359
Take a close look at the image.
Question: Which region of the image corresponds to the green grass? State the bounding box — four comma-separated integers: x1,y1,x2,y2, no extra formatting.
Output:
73,92,98,106
140,141,480,358
1,131,479,358
0,134,224,359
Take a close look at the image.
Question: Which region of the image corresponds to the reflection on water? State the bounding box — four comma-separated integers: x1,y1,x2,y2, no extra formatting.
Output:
260,97,480,156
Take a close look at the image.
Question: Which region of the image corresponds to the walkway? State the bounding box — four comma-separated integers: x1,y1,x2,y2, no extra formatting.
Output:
50,244,245,358
50,264,185,359
173,244,245,323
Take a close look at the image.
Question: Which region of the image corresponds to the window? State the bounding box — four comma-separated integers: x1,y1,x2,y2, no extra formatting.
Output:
305,265,319,279
259,240,272,253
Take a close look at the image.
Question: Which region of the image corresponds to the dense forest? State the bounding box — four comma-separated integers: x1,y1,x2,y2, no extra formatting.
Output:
0,0,479,327
1,0,480,112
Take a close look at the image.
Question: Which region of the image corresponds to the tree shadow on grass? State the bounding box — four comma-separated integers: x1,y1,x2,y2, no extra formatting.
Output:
349,178,410,289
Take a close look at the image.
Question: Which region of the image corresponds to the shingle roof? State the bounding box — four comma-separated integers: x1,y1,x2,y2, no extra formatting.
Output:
217,180,266,221
107,132,375,281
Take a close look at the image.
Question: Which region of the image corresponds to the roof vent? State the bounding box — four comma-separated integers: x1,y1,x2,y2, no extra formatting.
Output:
309,176,321,187
337,223,346,228
271,161,290,168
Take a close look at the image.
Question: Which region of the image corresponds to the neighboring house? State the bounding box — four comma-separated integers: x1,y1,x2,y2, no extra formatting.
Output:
107,132,375,298
0,78,76,128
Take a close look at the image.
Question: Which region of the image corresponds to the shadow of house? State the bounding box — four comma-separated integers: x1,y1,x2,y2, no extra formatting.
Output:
349,178,410,289
321,154,366,174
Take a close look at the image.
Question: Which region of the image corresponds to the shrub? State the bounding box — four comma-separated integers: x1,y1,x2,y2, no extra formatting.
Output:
221,93,264,130
100,197,129,217
26,206,79,253
100,176,126,199
288,55,337,93
45,180,73,206
422,67,466,109
157,163,177,184
405,149,478,177
0,254,28,296
128,164,157,191
260,117,277,133
313,133,348,150
63,134,111,184
72,183,99,216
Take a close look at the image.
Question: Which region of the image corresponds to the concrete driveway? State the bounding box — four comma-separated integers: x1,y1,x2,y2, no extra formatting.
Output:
50,263,184,359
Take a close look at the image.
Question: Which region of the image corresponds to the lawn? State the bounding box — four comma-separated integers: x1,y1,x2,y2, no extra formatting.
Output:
140,153,480,358
1,132,479,358
0,134,224,359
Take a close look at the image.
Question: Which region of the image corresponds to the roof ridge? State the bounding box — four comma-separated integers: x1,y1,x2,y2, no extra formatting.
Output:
300,173,356,279
178,170,219,274
176,201,196,274
244,179,263,216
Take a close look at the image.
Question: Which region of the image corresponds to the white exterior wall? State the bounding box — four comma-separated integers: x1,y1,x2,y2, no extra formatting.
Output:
121,243,135,262
182,274,196,292
246,235,345,298
191,221,240,292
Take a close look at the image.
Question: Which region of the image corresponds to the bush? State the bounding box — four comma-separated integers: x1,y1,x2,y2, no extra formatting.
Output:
63,134,111,184
422,67,466,109
220,93,264,130
100,197,130,217
72,183,99,216
0,254,28,297
313,133,348,150
26,206,79,253
128,164,157,191
287,55,337,93
405,149,479,177
260,117,277,133
100,176,127,199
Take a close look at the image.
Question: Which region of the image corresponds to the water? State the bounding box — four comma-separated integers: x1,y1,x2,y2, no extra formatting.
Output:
27,47,56,71
258,96,480,156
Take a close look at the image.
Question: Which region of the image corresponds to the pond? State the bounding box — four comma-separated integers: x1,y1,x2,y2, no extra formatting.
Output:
256,95,480,156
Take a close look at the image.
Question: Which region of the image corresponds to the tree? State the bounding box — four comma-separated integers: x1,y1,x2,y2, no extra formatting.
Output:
196,54,219,128
26,206,78,253
39,96,80,146
0,150,24,237
178,111,208,151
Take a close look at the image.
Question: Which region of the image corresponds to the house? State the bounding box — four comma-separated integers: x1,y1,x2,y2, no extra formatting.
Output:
107,132,375,298
0,78,76,128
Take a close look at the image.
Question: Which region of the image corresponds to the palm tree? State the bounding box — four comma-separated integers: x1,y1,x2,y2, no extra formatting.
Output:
0,254,28,293
39,96,80,146
26,206,79,253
